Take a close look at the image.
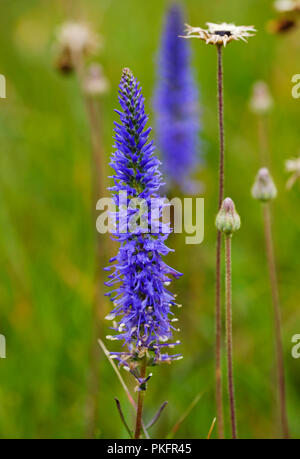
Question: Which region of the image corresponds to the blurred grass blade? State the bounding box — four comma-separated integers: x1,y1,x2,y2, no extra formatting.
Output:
98,339,135,406
115,398,133,438
167,392,202,439
98,339,150,439
207,417,216,439
146,401,168,429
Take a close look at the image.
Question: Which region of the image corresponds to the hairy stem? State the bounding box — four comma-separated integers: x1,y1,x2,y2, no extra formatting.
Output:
215,43,225,439
263,204,289,439
225,236,237,439
134,360,147,439
217,46,225,211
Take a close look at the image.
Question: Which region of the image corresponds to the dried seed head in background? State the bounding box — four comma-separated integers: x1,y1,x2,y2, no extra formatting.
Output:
55,22,101,73
57,21,101,57
267,17,298,34
252,168,278,202
274,0,300,13
83,63,109,96
285,156,300,189
182,22,256,46
249,81,274,115
268,0,300,34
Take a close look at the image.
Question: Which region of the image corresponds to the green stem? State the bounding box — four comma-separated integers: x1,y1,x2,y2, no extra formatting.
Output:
134,359,147,439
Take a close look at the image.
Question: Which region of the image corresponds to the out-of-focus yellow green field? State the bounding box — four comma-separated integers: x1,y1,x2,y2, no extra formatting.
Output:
0,0,299,438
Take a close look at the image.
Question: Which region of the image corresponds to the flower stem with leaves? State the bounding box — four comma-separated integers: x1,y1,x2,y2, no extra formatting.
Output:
105,68,182,438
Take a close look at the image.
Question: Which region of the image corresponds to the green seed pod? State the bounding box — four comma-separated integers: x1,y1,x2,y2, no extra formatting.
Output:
215,198,241,236
252,168,277,202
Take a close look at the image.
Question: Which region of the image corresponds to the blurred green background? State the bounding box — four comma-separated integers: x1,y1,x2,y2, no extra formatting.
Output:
0,0,299,439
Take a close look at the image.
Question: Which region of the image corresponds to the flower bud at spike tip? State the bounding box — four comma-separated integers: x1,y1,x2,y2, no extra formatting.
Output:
215,198,241,236
252,168,277,202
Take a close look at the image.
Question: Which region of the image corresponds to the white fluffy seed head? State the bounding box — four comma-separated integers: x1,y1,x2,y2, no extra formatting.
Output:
57,22,101,57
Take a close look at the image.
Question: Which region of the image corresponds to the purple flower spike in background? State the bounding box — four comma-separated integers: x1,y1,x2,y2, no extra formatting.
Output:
154,3,202,194
105,68,182,376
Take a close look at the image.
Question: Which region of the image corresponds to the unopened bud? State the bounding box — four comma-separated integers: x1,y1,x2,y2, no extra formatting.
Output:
252,168,277,202
249,81,273,115
215,198,241,236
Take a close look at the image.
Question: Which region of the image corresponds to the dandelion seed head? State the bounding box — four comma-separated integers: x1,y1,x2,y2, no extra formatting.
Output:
182,22,256,47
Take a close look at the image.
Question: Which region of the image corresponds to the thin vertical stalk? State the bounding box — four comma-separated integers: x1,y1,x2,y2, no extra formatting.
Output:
215,43,225,439
73,52,108,438
257,115,269,167
225,236,237,439
263,204,289,439
134,360,147,439
217,45,225,210
84,97,107,439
